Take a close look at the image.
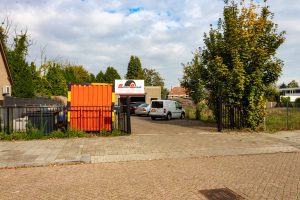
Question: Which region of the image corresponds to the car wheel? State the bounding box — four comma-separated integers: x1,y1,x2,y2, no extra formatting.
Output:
180,112,185,119
151,116,156,120
147,112,150,117
166,113,172,120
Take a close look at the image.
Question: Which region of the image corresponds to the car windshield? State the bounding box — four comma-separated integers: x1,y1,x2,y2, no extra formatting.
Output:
139,103,148,107
152,101,163,108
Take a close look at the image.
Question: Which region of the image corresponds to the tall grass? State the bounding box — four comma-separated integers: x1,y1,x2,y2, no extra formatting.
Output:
265,107,300,131
184,102,215,122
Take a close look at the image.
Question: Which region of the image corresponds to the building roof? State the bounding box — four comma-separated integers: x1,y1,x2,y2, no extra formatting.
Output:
0,40,13,84
168,87,188,96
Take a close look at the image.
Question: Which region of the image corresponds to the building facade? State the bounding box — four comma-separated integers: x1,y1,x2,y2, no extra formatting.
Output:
0,41,13,105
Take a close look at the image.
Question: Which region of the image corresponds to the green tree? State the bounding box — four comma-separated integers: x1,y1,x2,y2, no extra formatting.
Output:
96,70,105,82
90,73,96,82
279,82,287,89
6,33,35,98
44,62,67,96
287,80,299,88
181,50,205,119
143,68,164,86
265,84,280,102
125,55,143,79
64,65,91,83
143,68,167,99
200,0,285,129
104,66,121,84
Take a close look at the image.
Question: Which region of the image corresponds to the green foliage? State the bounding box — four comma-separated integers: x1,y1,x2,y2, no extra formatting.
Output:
126,55,143,79
181,50,206,119
44,62,68,96
90,73,96,82
48,129,86,138
96,129,126,137
265,84,280,102
281,96,290,103
200,0,285,129
143,68,164,86
279,82,287,89
295,98,300,107
266,107,300,132
63,65,91,83
6,33,35,98
287,80,299,88
104,66,121,83
143,68,167,98
96,70,105,82
184,102,215,122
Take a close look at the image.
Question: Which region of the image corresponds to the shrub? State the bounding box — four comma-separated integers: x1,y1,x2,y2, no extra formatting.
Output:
295,98,300,107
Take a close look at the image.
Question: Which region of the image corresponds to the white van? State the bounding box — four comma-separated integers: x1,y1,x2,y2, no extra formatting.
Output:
149,100,185,120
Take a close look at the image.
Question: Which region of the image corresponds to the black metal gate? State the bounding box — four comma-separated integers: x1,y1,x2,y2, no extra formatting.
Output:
113,98,131,134
217,98,245,131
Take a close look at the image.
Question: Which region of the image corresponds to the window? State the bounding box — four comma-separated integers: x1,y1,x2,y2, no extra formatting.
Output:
152,101,163,108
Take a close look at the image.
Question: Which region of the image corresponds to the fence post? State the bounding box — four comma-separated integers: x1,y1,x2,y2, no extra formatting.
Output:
286,101,288,130
6,107,10,134
126,96,131,134
217,96,222,132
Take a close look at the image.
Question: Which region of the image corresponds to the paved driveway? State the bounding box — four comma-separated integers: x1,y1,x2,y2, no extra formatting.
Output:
0,117,300,168
131,116,216,135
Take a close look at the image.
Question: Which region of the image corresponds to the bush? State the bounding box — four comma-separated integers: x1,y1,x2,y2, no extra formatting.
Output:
96,129,126,137
295,98,300,107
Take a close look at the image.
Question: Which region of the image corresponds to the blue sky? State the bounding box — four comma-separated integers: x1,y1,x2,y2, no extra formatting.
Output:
0,0,299,88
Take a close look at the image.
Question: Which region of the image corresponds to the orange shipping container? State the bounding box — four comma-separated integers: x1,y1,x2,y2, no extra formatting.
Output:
68,83,113,132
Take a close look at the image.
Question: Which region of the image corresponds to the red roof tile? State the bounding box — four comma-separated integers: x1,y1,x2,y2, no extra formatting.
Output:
169,87,188,96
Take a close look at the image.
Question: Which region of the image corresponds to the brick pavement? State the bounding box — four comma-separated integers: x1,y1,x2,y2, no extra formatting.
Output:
0,132,299,168
0,152,299,199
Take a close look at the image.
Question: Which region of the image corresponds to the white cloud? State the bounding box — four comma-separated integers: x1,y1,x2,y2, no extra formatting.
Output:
0,0,299,88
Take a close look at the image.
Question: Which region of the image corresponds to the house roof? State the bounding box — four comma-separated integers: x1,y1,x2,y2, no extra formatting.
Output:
0,40,13,84
168,87,188,96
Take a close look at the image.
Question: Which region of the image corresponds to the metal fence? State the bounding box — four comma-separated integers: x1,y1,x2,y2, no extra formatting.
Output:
221,103,245,129
68,105,131,134
265,103,300,131
0,105,131,135
0,106,64,134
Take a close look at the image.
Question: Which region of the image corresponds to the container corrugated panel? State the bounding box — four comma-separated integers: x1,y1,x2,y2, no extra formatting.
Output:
69,83,113,132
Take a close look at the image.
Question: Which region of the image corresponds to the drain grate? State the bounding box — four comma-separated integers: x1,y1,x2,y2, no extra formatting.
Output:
199,188,245,200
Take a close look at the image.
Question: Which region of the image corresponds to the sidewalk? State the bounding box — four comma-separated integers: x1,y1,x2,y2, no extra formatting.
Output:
1,131,299,168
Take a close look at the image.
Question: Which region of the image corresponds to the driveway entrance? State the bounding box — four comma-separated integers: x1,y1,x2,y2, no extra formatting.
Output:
131,116,216,135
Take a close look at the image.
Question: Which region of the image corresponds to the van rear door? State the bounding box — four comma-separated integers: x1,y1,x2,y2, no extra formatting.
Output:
151,101,164,115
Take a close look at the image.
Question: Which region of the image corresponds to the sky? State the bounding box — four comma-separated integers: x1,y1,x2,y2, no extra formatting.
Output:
0,0,299,89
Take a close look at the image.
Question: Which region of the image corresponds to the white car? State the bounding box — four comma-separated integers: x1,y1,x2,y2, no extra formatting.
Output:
135,103,151,116
149,100,185,120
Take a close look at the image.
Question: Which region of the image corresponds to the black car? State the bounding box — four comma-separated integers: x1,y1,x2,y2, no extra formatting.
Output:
129,102,145,114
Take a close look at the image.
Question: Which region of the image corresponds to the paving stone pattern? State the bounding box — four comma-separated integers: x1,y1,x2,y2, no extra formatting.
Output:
0,152,299,199
0,132,299,168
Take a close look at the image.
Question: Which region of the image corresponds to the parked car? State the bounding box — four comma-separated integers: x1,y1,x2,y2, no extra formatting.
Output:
149,100,185,120
135,103,151,116
129,102,144,114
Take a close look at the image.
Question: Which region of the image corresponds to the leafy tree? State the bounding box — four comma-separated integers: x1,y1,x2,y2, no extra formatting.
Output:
64,65,91,83
181,50,205,119
287,80,299,88
125,55,143,79
90,73,96,82
142,68,167,99
6,33,35,98
279,82,287,89
200,0,285,129
143,68,164,86
265,84,280,102
104,66,121,84
96,70,105,82
44,62,68,96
